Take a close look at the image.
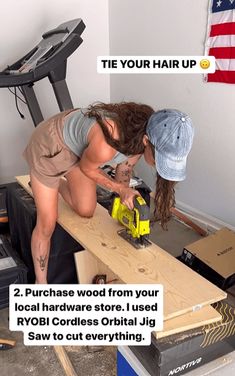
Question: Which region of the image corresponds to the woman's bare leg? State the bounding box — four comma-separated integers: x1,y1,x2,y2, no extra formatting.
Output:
30,164,97,284
30,173,59,284
58,177,73,207
61,165,97,217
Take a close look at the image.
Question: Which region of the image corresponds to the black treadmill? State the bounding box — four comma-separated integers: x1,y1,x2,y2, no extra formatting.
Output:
0,18,86,126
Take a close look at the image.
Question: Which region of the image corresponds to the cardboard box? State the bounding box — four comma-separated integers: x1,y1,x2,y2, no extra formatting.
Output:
180,228,235,290
130,294,235,376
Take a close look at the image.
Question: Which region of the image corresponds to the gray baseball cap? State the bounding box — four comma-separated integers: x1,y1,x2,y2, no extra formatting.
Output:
146,109,194,181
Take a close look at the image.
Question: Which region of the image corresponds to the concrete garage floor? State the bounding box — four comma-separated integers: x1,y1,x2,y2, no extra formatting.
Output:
0,305,117,376
1,216,234,376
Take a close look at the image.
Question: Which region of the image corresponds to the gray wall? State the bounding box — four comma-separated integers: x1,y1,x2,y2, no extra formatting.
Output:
109,0,235,227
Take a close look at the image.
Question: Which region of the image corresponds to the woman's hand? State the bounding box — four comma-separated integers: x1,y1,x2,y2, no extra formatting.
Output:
118,186,140,210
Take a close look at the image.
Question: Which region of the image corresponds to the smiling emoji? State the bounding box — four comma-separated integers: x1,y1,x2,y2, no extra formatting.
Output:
200,59,210,70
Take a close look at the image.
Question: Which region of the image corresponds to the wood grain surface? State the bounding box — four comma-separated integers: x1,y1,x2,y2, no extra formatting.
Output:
75,250,222,338
155,305,222,339
16,175,226,321
54,346,78,376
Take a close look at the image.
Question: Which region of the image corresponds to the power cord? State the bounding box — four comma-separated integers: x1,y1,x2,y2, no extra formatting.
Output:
8,87,26,119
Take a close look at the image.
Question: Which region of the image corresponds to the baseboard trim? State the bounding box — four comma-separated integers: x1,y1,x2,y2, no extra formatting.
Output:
175,200,235,233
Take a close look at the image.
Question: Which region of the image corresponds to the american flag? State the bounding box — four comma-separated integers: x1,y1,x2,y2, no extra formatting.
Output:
206,0,235,83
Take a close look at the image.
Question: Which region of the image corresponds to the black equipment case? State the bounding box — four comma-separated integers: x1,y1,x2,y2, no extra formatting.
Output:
6,183,83,284
0,234,27,309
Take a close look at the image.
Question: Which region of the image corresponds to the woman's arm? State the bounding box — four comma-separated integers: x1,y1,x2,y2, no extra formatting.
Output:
114,155,142,187
79,142,141,209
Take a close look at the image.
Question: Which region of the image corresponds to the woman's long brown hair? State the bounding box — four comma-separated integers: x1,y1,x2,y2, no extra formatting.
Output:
84,102,154,155
148,142,176,229
85,102,176,229
153,173,176,229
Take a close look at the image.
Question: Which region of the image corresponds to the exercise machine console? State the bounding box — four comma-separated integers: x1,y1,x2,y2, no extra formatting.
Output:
0,19,86,126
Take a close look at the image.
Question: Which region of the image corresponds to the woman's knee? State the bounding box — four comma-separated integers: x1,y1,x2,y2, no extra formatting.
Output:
72,202,96,218
34,217,57,239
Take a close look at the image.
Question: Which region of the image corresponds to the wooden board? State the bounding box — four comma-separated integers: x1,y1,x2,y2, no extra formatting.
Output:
16,175,226,321
155,305,221,339
75,250,222,338
75,249,121,284
54,346,78,376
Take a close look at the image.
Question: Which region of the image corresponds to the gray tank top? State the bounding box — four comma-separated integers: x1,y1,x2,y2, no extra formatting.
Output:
63,109,128,165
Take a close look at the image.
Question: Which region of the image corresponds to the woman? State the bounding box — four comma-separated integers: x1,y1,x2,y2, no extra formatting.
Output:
23,102,194,284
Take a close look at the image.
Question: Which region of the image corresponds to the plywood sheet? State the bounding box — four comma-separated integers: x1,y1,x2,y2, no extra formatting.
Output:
75,249,121,284
16,175,226,320
155,306,222,339
75,250,222,338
